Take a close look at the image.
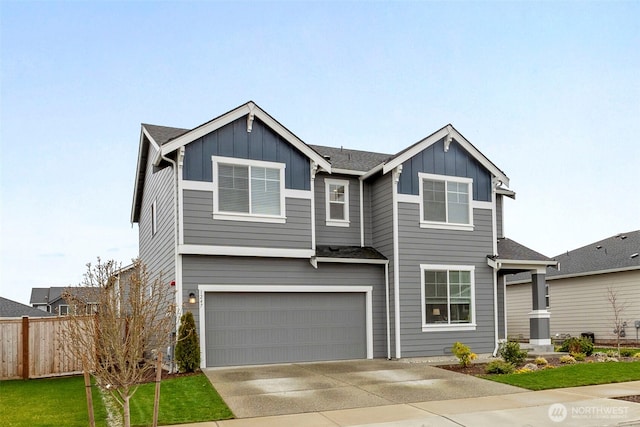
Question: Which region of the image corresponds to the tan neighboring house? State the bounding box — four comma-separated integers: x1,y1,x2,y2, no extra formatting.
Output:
506,230,640,344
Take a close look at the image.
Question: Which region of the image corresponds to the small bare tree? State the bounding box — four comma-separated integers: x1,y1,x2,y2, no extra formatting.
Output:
63,258,175,427
607,286,629,356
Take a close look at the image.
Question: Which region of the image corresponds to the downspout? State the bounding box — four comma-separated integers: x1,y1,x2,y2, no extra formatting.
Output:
359,177,364,247
392,165,403,359
385,262,391,359
310,162,318,253
491,178,500,357
160,148,181,371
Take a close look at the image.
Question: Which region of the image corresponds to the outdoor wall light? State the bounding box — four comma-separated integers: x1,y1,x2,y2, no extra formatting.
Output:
188,293,197,304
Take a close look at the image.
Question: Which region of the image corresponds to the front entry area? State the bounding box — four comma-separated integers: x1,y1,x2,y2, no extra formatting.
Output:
203,290,368,367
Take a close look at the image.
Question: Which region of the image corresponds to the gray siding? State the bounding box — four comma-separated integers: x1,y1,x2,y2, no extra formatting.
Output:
397,203,496,356
138,143,176,284
363,182,373,246
182,190,312,248
398,138,491,202
183,117,310,190
496,194,504,239
369,173,395,355
497,274,506,339
182,256,388,358
315,174,362,246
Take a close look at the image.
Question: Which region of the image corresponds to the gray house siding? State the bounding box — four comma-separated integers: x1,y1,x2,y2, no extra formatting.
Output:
182,190,312,248
181,256,388,358
315,174,362,246
369,173,395,355
183,117,310,190
397,138,491,202
139,143,176,284
363,181,373,246
397,204,496,356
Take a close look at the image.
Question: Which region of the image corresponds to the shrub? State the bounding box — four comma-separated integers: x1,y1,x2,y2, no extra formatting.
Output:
571,352,586,361
452,342,477,367
498,340,528,365
175,311,201,373
560,355,576,364
619,348,636,357
606,350,616,357
560,337,593,356
633,352,640,359
485,360,515,374
534,357,548,366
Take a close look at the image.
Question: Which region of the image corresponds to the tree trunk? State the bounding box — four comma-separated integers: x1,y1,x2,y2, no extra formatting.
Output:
123,394,131,427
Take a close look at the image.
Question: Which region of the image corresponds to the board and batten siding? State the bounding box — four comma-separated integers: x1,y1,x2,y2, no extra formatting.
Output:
139,144,175,283
182,116,310,190
181,256,388,358
315,174,361,246
397,204,496,356
507,270,640,342
182,189,312,248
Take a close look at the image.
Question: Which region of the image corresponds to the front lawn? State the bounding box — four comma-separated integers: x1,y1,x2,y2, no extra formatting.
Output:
483,361,640,390
0,373,233,427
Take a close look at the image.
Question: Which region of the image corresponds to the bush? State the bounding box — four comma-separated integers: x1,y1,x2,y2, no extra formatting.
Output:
633,352,640,359
498,341,528,365
560,337,593,356
452,342,477,367
175,311,201,373
485,360,515,374
619,348,636,357
571,352,586,361
560,355,576,364
534,357,548,366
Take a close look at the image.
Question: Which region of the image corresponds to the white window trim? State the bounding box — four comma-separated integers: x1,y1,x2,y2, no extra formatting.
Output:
325,178,350,227
212,156,286,224
418,173,474,231
58,304,69,316
151,199,157,236
420,264,476,332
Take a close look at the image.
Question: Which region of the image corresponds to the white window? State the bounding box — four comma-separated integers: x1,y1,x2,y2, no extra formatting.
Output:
85,303,98,315
58,305,69,316
151,200,157,236
212,156,285,223
419,173,473,231
325,178,349,227
421,264,476,331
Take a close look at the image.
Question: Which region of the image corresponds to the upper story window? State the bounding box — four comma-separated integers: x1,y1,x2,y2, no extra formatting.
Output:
325,178,349,227
212,156,286,223
419,173,473,231
421,264,476,332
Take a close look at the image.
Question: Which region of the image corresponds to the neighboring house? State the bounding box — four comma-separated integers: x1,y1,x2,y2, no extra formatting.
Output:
131,101,555,368
506,230,640,344
30,287,99,316
0,296,56,318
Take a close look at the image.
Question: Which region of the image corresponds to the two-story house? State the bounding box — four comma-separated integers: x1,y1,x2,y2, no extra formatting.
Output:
131,101,555,368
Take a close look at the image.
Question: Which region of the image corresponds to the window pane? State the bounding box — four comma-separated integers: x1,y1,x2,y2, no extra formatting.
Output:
251,166,281,215
330,203,344,220
447,182,469,224
423,180,446,222
329,184,345,202
424,270,448,324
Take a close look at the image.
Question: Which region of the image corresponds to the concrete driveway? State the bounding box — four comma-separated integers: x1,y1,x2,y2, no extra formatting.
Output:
203,359,526,418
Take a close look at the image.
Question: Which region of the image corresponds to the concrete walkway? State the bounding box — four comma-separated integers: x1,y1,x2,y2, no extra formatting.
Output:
177,381,640,427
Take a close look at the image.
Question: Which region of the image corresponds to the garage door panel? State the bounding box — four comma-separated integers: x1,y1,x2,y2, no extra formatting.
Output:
204,292,366,367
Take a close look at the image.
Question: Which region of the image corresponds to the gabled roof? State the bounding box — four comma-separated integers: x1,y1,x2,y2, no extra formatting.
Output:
315,245,387,260
1,296,55,317
495,238,555,263
30,287,98,305
310,145,392,173
381,124,510,186
507,230,640,283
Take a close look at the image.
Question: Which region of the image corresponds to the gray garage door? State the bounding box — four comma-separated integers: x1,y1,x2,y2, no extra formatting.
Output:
204,292,366,367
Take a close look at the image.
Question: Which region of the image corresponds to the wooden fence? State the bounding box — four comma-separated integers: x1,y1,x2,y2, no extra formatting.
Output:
0,316,85,380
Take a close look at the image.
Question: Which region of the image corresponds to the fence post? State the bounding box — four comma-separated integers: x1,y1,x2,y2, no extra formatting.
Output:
152,352,163,427
21,316,29,379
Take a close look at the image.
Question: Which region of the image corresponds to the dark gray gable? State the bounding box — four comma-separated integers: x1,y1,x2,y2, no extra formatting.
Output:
183,117,311,190
397,137,492,202
1,296,55,317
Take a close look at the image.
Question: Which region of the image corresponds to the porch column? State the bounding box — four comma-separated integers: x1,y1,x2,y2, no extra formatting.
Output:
529,272,551,347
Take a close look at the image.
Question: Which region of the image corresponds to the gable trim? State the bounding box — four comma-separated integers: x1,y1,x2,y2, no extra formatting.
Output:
160,101,332,173
381,124,509,186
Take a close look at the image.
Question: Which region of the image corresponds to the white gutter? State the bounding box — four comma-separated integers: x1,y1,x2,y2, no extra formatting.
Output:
385,262,391,360
491,179,499,357
392,165,403,359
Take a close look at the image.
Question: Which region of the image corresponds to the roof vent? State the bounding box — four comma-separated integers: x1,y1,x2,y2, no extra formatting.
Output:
631,253,639,259
596,245,602,249
621,235,627,239
323,155,331,161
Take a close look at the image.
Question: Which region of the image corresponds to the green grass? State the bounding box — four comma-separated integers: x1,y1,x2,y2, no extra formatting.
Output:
483,361,640,390
1,373,233,427
130,373,234,426
0,376,108,427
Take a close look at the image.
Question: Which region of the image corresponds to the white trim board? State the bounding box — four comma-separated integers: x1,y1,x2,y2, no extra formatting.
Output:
179,245,314,258
197,285,374,368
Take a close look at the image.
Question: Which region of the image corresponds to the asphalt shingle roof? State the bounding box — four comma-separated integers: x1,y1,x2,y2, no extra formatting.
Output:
142,124,189,145
309,145,392,172
495,238,554,262
315,245,387,260
508,230,640,283
1,296,55,317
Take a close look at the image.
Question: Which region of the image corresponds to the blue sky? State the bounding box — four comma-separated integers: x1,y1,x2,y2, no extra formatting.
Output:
1,1,639,305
